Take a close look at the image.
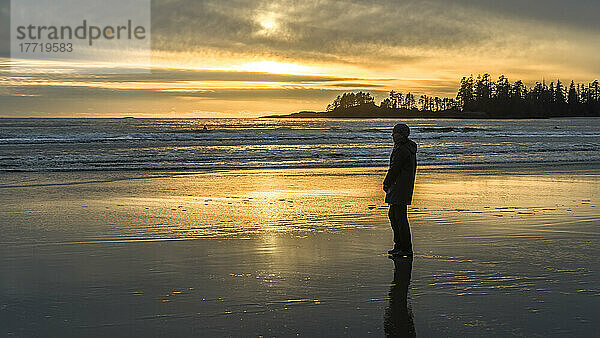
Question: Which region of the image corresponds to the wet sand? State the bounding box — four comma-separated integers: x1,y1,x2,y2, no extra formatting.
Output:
1,164,599,336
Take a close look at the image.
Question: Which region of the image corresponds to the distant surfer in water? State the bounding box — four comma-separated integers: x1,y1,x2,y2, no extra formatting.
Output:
383,124,417,257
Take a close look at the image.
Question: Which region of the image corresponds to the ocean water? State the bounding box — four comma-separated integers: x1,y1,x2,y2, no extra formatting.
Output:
0,117,599,171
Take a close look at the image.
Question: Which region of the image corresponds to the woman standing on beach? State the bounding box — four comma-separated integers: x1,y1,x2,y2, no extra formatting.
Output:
383,123,417,257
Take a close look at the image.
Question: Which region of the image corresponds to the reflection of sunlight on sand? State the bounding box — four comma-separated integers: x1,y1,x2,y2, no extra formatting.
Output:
78,166,598,243
13,166,596,245
414,170,598,227
93,168,382,239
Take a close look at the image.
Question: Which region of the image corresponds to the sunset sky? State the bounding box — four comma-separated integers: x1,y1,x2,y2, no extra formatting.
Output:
1,0,599,117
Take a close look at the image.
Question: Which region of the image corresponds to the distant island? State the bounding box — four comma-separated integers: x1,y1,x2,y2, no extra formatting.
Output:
264,74,600,119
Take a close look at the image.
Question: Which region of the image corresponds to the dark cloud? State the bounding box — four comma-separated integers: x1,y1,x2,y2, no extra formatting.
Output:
151,0,489,64
0,66,365,83
2,0,598,62
147,0,600,66
1,82,387,100
327,83,387,88
449,0,600,31
2,0,598,65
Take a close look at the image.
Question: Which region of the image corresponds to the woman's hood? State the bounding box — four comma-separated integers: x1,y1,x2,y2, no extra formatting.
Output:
405,139,417,154
395,139,417,154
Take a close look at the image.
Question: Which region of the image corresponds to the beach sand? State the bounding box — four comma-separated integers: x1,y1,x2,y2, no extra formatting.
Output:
1,164,599,336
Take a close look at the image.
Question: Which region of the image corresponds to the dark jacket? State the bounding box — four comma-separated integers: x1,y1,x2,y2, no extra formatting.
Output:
384,139,417,205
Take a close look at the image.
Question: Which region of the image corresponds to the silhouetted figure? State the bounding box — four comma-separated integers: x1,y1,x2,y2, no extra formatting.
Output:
384,124,417,256
384,257,415,337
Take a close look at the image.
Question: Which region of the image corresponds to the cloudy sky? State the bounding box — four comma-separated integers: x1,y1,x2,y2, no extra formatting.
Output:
1,0,599,117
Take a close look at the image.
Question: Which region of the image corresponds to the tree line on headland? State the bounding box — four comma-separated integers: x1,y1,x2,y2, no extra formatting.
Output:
455,74,600,117
268,74,600,118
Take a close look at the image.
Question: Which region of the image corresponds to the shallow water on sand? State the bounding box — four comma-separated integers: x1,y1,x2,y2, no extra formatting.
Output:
1,165,599,336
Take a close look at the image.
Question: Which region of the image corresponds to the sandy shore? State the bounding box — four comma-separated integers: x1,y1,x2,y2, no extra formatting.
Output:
1,164,599,336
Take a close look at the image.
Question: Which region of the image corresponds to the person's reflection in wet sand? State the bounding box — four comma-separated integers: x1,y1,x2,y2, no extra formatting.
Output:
384,257,415,337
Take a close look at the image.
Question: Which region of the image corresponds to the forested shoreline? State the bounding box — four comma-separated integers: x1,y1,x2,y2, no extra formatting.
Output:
267,74,600,118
